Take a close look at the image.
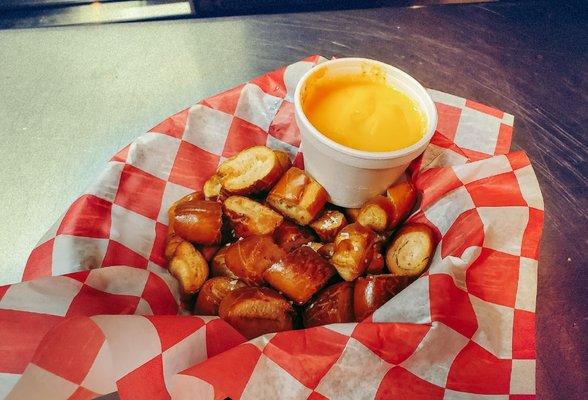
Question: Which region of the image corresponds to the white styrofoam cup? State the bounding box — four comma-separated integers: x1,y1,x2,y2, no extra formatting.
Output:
294,58,438,207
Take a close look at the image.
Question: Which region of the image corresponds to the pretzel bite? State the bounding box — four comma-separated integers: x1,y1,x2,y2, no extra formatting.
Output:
274,150,292,172
219,287,294,339
165,233,184,260
217,146,286,195
167,191,205,233
203,174,222,200
345,207,361,223
172,200,223,245
317,242,335,260
386,223,435,277
210,246,239,279
263,246,336,305
198,245,220,262
353,275,411,321
223,196,283,237
386,181,417,228
303,282,355,328
168,241,209,295
267,167,328,225
194,277,247,316
357,195,395,232
272,220,316,252
331,223,376,281
305,242,324,252
310,210,348,242
225,235,286,285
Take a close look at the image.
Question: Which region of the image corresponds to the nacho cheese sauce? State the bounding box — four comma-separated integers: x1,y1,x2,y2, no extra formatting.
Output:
302,67,426,152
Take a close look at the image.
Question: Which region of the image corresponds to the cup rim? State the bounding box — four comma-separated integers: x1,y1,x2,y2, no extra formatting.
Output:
294,57,438,161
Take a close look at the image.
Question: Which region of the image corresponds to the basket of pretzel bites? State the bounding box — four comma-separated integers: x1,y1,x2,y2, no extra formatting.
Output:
165,145,436,339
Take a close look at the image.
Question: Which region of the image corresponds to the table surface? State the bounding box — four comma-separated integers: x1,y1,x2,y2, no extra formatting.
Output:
0,1,586,398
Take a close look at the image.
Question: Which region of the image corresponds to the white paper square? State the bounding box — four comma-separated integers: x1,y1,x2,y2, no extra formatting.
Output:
162,327,208,390
478,206,529,256
241,354,312,400
401,322,469,387
234,83,283,132
454,155,512,185
52,235,109,276
428,246,482,291
427,89,467,108
515,257,538,312
183,105,233,155
373,276,432,324
126,132,181,181
266,134,299,159
91,315,162,380
84,266,150,297
84,161,124,203
454,107,501,154
0,276,82,317
170,375,214,400
470,294,514,359
6,364,78,400
510,359,535,395
424,186,475,235
284,60,316,103
315,338,390,400
419,144,468,172
110,204,156,259
81,341,117,395
515,165,544,210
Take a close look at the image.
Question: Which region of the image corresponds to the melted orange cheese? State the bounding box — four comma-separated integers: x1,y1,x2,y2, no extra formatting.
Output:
302,71,426,152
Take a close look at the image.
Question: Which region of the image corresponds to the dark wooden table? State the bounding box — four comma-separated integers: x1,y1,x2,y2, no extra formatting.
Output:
1,1,586,398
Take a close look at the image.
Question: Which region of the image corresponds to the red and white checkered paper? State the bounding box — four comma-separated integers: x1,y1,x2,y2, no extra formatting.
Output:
0,55,543,400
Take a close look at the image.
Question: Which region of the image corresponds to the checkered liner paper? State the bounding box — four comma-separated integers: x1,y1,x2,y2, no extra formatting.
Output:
0,56,543,400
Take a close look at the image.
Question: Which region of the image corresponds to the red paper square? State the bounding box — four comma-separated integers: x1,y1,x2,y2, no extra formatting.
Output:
149,222,169,268
521,208,544,260
307,392,329,400
205,318,247,358
293,151,304,169
22,238,55,281
169,141,219,191
0,309,62,373
141,273,179,316
429,274,478,338
264,327,349,389
148,315,205,352
57,195,112,239
513,309,536,359
507,151,530,171
150,108,189,139
434,103,462,142
414,168,463,210
32,316,105,385
466,172,527,207
187,343,262,400
201,84,245,116
441,209,485,258
66,285,140,316
466,248,520,308
495,123,513,155
102,240,148,269
114,164,166,220
251,67,287,98
447,341,512,394
118,355,168,400
222,117,269,158
268,101,301,147
375,366,444,400
352,323,430,365
465,99,504,119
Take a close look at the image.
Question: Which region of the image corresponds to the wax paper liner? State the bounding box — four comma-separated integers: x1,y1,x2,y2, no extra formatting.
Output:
0,55,543,400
